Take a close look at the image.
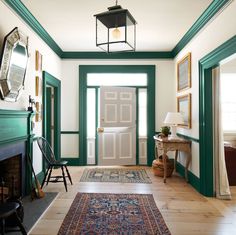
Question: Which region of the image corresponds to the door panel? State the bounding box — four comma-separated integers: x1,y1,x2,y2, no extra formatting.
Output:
98,87,136,165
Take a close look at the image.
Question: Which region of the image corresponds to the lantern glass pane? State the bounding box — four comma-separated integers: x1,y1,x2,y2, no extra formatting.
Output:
96,19,108,51
109,26,125,43
126,16,135,49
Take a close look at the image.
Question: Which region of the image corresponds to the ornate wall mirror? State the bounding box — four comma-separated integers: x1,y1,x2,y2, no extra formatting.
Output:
0,27,29,102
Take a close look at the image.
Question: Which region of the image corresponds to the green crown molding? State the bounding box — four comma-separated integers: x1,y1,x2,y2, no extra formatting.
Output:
3,0,230,59
4,0,63,57
172,0,230,57
61,51,173,59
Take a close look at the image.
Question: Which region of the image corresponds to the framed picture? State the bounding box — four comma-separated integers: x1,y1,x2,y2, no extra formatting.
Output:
35,102,41,122
177,93,191,129
35,50,42,71
177,52,191,92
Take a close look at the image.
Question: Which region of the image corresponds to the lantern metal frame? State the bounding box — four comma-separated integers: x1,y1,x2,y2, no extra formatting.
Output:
94,2,137,53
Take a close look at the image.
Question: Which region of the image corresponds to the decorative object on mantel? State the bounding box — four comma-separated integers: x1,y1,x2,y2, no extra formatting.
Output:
0,27,29,102
164,112,184,139
27,95,35,111
94,0,137,53
177,52,191,92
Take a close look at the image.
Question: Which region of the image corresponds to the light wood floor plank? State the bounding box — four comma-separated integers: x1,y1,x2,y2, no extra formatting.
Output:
29,166,236,235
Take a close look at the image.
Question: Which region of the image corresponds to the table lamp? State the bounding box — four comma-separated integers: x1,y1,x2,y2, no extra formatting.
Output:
164,112,184,139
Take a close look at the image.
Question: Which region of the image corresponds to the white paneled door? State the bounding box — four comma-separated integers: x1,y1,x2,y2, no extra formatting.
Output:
98,87,136,165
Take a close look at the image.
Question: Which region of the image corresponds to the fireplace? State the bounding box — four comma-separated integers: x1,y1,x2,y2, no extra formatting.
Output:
0,141,26,199
0,109,35,199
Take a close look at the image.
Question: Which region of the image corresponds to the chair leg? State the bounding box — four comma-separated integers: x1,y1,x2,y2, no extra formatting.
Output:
65,166,73,185
41,167,49,188
14,212,27,235
46,166,53,185
0,218,5,235
61,166,67,192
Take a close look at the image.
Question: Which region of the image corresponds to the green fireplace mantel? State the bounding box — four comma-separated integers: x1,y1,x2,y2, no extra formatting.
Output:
0,109,34,145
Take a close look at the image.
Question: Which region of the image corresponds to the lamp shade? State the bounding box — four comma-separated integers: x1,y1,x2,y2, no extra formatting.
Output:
164,112,184,125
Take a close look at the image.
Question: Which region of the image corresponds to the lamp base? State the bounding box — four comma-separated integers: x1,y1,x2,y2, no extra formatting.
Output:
169,125,179,139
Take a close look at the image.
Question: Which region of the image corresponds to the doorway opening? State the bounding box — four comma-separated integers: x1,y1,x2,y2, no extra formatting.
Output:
42,71,61,160
79,65,155,166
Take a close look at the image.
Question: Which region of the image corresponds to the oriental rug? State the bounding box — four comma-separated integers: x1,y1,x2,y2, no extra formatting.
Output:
80,168,152,184
58,193,171,235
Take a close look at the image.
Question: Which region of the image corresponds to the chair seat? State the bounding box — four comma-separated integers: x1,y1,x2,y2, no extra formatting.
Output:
51,160,68,166
0,202,19,219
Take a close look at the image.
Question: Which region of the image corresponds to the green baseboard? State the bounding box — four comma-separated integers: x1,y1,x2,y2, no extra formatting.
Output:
176,162,200,192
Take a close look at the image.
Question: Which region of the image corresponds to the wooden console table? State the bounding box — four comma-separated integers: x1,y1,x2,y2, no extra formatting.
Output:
153,136,191,183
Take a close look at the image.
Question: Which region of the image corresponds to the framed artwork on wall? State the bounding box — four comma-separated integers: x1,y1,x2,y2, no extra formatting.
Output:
35,50,42,71
177,52,191,92
177,93,191,128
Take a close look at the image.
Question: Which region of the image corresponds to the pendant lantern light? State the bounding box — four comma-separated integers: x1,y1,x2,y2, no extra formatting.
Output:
94,0,137,53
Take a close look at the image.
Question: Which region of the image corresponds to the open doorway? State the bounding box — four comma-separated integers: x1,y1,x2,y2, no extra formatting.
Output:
199,36,236,197
79,65,155,166
42,71,61,160
220,54,236,188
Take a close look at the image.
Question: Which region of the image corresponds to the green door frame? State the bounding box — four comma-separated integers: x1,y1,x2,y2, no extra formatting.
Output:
199,35,236,196
79,65,156,166
42,71,61,160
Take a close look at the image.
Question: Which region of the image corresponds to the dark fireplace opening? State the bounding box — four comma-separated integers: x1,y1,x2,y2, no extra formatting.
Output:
0,141,27,202
0,154,22,201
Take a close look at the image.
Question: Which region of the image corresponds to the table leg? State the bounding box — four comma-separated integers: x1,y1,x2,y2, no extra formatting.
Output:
163,151,167,183
174,150,178,173
185,152,191,182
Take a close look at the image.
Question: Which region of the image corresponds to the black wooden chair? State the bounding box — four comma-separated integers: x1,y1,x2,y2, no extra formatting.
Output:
37,137,73,192
0,202,27,235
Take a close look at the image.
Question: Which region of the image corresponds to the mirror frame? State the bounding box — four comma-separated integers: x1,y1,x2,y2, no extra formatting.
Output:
0,27,29,102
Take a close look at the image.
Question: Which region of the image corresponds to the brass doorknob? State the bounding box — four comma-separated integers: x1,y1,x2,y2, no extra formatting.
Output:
97,127,104,133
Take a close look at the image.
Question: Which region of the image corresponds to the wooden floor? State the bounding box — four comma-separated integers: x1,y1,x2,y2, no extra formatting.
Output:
29,166,236,235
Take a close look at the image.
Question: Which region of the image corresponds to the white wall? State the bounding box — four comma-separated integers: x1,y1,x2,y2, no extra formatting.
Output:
174,1,236,177
61,59,175,157
0,1,62,174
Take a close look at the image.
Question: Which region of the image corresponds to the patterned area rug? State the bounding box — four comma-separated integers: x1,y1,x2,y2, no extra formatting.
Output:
80,168,152,183
58,193,171,235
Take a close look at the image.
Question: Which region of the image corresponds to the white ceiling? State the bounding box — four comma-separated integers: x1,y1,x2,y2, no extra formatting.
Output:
21,0,212,52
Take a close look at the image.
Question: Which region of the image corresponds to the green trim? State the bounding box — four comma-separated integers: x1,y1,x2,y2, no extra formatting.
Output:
4,0,230,59
176,162,200,192
199,35,236,197
61,158,80,166
46,87,52,145
61,131,79,134
172,0,230,57
61,51,173,59
42,71,61,160
4,0,63,57
177,133,199,143
0,109,31,145
79,65,155,166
